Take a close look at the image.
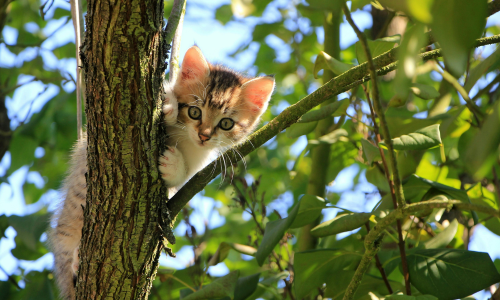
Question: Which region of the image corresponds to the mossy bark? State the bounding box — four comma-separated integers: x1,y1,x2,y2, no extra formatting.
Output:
77,0,169,297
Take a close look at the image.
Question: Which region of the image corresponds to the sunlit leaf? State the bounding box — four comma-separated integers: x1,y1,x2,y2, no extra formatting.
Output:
310,212,371,237
313,51,354,79
423,219,458,249
407,249,500,300
431,0,488,76
382,124,441,151
465,46,500,92
394,24,427,99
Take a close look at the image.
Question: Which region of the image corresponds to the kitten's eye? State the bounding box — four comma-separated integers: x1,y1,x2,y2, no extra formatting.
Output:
219,118,234,130
188,107,202,120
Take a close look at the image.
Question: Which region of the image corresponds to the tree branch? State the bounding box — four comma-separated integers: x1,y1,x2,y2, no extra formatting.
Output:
168,0,186,83
167,33,500,219
164,0,187,46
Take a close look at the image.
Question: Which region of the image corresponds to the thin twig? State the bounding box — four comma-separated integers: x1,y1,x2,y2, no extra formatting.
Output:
70,0,83,139
168,0,186,83
0,264,21,289
342,4,410,296
165,0,187,46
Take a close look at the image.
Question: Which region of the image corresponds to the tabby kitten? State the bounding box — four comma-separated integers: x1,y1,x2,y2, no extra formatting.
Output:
50,46,275,299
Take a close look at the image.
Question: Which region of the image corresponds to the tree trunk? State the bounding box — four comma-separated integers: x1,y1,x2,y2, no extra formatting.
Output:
77,0,170,297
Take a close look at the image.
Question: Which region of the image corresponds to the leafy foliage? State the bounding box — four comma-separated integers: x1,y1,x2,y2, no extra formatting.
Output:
1,0,500,299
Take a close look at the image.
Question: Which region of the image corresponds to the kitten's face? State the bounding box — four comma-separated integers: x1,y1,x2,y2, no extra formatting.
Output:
172,46,274,150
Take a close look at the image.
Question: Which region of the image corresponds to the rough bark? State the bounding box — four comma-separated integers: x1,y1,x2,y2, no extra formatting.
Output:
77,0,170,297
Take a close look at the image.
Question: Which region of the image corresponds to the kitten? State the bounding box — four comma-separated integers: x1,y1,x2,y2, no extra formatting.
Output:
49,45,275,300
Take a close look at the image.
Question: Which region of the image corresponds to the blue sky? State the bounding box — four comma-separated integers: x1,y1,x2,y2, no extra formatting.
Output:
1,0,500,298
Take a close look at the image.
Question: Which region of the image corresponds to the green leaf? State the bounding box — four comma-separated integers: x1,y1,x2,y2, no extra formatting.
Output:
8,213,49,251
215,4,233,25
356,35,400,64
386,295,438,300
234,273,260,300
384,124,442,151
423,219,458,249
297,99,349,123
289,194,327,229
52,7,71,19
0,215,9,239
465,101,500,179
304,0,344,11
465,46,500,92
361,138,381,165
255,202,300,266
410,83,440,100
183,271,239,300
246,272,289,300
313,51,354,79
407,249,500,300
8,134,38,172
16,270,56,300
431,0,488,76
286,121,317,139
308,129,348,146
294,249,360,299
394,24,427,99
310,212,371,237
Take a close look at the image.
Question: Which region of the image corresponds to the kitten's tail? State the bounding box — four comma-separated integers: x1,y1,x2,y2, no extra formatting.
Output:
49,138,88,300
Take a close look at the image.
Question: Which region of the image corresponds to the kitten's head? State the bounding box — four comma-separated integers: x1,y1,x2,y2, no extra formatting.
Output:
172,46,274,150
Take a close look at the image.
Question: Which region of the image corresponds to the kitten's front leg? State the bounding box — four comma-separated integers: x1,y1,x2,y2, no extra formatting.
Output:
162,86,178,126
159,146,187,188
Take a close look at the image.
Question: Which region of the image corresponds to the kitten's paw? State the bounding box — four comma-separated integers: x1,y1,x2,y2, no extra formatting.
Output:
159,146,186,188
162,94,178,126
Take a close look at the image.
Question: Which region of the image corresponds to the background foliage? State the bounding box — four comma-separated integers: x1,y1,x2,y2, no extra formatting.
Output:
1,0,500,299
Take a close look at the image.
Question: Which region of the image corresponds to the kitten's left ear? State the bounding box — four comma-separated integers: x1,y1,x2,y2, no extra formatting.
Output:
179,46,210,84
240,76,275,114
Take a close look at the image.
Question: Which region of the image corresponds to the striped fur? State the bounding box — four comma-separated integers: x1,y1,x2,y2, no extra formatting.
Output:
49,46,274,299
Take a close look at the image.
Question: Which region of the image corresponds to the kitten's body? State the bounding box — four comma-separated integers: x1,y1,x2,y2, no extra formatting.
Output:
50,46,274,299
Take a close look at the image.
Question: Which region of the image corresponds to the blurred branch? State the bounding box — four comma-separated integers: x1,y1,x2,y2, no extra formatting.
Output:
489,0,500,16
168,0,186,83
164,0,187,46
344,200,500,300
70,0,84,139
342,3,410,295
167,33,500,219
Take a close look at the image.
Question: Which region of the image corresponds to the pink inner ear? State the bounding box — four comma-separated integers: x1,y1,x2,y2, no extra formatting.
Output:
242,78,275,110
180,47,209,82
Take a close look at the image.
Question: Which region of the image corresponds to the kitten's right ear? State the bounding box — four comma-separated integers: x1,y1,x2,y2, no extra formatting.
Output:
178,46,210,84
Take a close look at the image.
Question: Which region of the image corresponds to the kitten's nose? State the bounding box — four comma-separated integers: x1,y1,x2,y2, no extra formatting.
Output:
199,133,211,142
